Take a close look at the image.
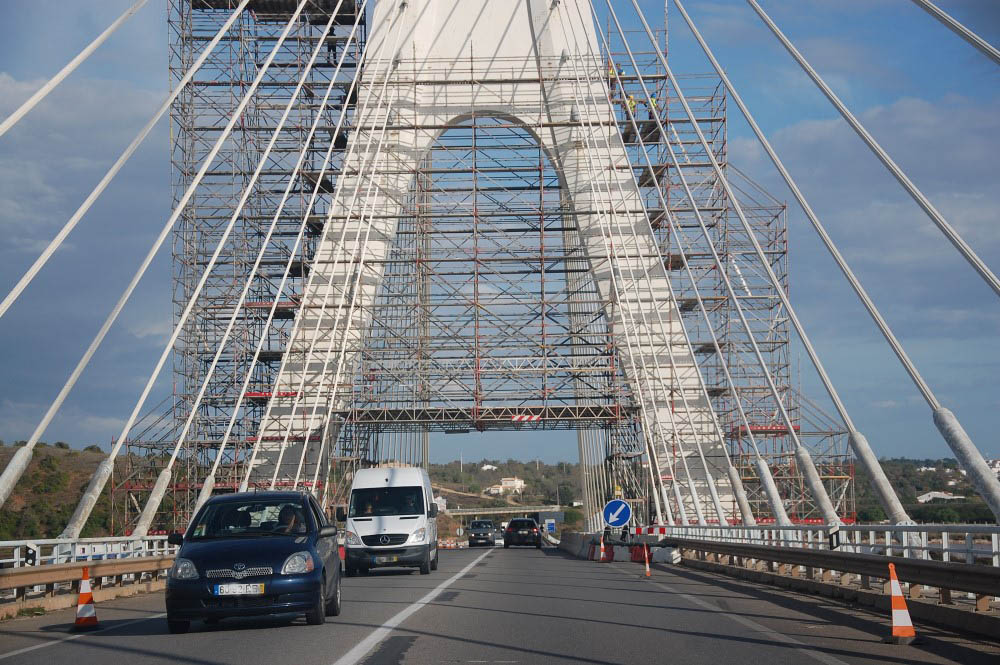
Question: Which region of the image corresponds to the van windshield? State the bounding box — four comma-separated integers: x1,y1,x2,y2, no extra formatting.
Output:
349,486,424,517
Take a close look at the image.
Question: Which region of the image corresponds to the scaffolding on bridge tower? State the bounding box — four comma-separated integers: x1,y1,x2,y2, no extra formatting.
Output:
112,0,365,534
112,0,854,535
605,21,854,524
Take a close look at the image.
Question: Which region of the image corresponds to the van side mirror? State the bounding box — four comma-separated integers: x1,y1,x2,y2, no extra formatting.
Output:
319,525,338,538
336,507,347,522
167,532,184,546
428,504,439,518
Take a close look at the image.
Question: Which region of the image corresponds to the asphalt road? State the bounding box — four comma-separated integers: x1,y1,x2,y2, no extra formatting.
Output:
0,546,997,664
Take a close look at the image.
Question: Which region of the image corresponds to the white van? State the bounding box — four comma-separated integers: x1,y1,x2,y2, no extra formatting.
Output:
338,467,439,576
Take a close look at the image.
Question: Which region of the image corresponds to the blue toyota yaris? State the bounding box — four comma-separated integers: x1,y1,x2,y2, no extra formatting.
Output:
165,491,341,633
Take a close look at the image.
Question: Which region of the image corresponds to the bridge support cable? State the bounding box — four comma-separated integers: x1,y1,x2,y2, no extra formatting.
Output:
558,17,729,527
746,0,1000,298
0,1,253,513
616,0,844,525
60,1,312,539
684,0,1000,523
239,5,412,492
910,0,1000,67
191,2,374,517
0,0,252,323
555,15,718,526
0,0,149,140
255,11,409,494
566,5,769,527
130,7,351,536
672,0,922,525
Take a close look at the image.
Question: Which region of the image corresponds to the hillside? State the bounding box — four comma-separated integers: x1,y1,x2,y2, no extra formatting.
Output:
0,442,114,540
855,457,994,523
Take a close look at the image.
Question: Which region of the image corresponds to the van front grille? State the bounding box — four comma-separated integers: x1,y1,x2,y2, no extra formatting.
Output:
361,534,409,546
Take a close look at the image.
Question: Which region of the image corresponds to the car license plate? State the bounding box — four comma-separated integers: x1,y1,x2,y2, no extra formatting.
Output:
519,530,528,535
215,583,265,596
375,555,398,564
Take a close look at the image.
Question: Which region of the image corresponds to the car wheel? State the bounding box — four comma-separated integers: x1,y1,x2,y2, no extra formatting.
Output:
431,549,439,571
305,577,326,625
419,549,431,575
325,575,342,617
345,563,357,577
167,618,190,634
536,541,542,549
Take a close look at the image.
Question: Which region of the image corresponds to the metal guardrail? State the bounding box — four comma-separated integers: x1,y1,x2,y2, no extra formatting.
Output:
0,556,175,591
651,525,1000,566
446,505,562,517
0,536,177,569
659,536,1000,599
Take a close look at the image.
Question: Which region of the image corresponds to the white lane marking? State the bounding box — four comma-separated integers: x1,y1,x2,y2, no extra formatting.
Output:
609,564,849,665
0,612,167,661
332,549,492,665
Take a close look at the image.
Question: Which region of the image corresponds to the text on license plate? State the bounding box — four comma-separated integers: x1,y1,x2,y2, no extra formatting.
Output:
519,530,528,534
375,555,399,564
215,583,265,596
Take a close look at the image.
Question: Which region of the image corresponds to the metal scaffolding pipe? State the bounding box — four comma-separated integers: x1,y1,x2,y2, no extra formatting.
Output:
747,0,1000,298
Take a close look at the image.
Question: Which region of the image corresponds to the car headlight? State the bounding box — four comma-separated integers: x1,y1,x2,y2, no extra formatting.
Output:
409,528,426,543
280,551,316,575
170,558,199,580
345,530,361,546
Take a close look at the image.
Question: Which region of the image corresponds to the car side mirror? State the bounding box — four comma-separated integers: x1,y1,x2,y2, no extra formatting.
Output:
167,532,184,546
428,504,439,518
319,525,338,538
335,507,347,522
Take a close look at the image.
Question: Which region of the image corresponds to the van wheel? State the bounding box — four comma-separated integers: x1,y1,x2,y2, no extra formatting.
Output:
419,550,431,575
430,549,439,571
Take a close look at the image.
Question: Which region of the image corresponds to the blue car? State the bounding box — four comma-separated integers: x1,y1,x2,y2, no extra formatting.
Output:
165,491,341,633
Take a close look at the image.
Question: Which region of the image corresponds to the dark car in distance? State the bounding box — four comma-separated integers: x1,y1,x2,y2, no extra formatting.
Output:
165,491,341,634
467,520,496,547
503,518,542,548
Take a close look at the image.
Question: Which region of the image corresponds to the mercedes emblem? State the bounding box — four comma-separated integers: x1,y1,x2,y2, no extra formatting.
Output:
379,535,390,545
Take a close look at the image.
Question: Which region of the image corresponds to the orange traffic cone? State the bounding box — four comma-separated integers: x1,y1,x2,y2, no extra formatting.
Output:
643,544,651,577
598,534,605,562
73,566,98,630
883,563,917,644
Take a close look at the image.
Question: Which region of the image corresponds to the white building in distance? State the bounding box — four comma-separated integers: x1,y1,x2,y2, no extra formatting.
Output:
916,491,964,503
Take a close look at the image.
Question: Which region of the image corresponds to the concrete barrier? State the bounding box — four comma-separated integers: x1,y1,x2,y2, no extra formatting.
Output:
651,546,680,564
558,532,595,559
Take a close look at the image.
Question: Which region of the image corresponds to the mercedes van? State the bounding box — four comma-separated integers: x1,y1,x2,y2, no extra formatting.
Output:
338,467,439,576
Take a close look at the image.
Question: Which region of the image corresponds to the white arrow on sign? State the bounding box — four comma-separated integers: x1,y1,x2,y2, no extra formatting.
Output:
609,503,626,522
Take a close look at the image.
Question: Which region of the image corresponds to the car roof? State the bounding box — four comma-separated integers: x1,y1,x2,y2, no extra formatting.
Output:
204,491,310,505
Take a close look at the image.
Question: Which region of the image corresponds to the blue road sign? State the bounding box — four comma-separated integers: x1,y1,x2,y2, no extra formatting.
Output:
602,499,632,527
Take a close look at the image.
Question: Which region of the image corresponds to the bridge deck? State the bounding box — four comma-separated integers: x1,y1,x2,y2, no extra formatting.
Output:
0,548,995,664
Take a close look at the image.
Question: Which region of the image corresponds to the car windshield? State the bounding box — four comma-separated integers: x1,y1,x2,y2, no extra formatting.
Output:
188,499,311,539
349,486,424,517
510,520,534,529
471,521,493,529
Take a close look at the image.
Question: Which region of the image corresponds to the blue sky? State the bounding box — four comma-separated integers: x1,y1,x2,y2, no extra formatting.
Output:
0,1,996,464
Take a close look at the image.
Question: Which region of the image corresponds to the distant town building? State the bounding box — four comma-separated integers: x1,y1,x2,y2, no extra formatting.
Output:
486,476,525,495
481,464,498,471
916,491,964,503
916,466,937,472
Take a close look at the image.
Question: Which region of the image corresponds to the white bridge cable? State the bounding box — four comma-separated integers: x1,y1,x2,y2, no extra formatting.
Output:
746,0,1000,299
59,0,311,539
193,0,374,515
672,0,921,523
619,0,844,525
583,4,783,526
0,0,251,322
0,0,149,140
129,5,350,536
910,0,1000,67
0,0,252,512
553,8,712,525
239,5,410,491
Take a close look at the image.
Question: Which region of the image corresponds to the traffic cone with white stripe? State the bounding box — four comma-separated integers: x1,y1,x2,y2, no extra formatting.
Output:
73,566,98,630
643,544,651,577
883,563,917,644
598,534,606,562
